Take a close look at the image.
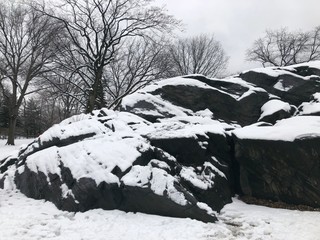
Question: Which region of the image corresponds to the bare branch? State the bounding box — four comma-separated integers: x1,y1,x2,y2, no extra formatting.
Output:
247,27,320,67
166,34,229,78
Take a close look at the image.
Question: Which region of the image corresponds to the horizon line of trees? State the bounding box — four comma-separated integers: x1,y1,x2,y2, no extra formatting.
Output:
0,0,230,145
1,0,320,145
246,26,320,67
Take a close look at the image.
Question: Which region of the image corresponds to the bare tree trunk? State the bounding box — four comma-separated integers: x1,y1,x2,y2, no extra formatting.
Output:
86,89,96,113
7,116,17,145
0,3,63,144
86,68,104,113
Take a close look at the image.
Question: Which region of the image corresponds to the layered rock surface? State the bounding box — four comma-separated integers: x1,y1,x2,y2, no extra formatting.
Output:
121,61,320,208
1,61,320,222
1,110,235,223
232,116,320,207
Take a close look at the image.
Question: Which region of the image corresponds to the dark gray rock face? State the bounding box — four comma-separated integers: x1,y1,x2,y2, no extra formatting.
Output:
1,110,234,223
233,136,320,207
120,63,320,209
145,130,233,211
121,75,269,126
296,93,320,116
258,109,292,124
232,116,320,208
2,62,320,222
257,99,294,124
240,65,320,106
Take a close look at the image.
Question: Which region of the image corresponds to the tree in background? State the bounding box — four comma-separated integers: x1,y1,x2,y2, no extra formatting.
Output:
22,98,42,138
246,27,320,67
0,89,9,132
166,34,229,78
0,1,64,145
0,1,231,142
37,0,180,113
104,38,170,109
42,66,86,119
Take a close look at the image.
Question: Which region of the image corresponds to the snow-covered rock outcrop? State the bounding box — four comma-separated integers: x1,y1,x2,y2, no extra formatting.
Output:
297,93,320,116
232,116,320,207
120,75,269,126
120,61,320,208
258,99,294,124
1,110,236,223
2,61,320,222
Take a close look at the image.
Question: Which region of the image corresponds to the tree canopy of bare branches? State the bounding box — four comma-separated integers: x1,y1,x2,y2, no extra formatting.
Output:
37,0,180,113
167,34,229,78
246,27,320,67
0,1,64,145
103,38,169,109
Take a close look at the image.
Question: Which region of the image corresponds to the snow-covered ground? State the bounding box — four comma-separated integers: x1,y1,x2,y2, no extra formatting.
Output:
0,139,33,160
1,140,320,240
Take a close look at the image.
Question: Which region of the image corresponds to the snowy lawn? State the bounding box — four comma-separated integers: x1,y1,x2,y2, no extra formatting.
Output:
1,140,320,240
0,139,33,160
1,189,320,240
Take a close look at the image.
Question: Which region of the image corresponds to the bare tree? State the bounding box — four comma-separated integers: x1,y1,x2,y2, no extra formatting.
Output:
247,27,320,67
0,1,64,145
36,79,83,123
0,88,9,133
43,65,87,118
36,0,179,113
103,38,169,109
167,34,229,78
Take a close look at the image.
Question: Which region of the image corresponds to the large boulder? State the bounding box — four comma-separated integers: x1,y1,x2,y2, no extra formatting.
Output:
137,116,235,211
3,61,320,221
239,62,320,106
120,75,270,126
232,116,320,207
258,99,294,124
0,109,238,223
296,93,320,116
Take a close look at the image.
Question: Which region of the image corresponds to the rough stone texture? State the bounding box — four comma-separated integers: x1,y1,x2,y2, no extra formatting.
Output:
259,107,294,124
240,66,320,106
147,132,233,211
0,156,17,173
2,62,320,221
155,84,269,126
296,94,320,116
1,110,233,222
121,75,270,126
232,135,320,207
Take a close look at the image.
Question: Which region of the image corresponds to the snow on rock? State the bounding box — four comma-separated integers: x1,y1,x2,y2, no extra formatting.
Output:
260,99,291,119
258,99,293,123
122,165,188,206
243,62,320,80
1,109,235,222
3,61,320,225
232,116,320,207
229,63,320,207
297,92,320,116
283,60,320,70
233,116,320,141
121,74,270,126
137,117,228,140
240,62,320,106
273,79,295,91
121,91,192,121
179,166,215,190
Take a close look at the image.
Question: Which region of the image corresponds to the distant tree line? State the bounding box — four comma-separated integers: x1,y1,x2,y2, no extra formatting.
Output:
2,1,319,145
247,27,320,67
0,0,229,144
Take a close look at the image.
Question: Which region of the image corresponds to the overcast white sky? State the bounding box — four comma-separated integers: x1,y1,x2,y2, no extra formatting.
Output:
154,0,320,74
